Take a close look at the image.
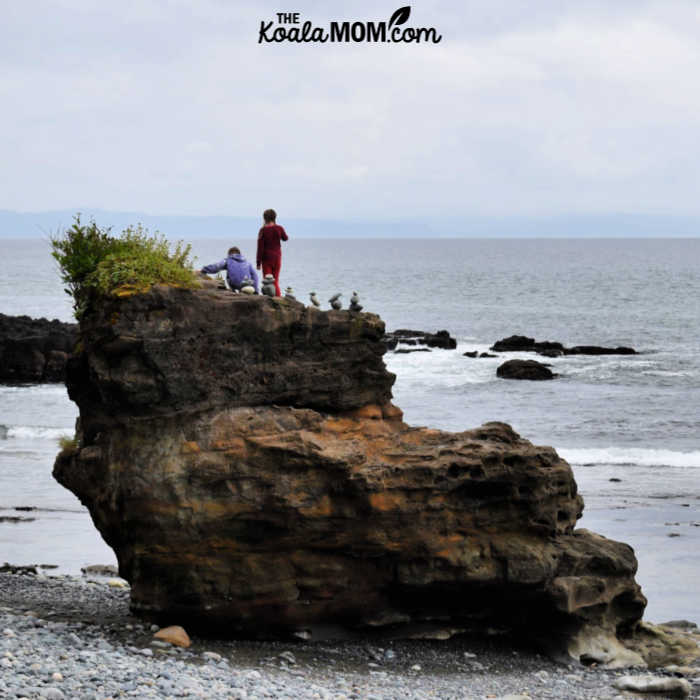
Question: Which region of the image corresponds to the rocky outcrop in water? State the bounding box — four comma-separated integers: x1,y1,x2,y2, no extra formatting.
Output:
383,329,457,351
0,313,77,383
497,359,557,381
54,285,655,665
491,335,636,357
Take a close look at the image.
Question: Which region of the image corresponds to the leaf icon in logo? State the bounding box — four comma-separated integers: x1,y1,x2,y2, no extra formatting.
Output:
389,6,411,27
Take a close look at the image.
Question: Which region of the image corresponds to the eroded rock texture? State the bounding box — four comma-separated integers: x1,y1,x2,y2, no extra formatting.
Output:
55,285,650,664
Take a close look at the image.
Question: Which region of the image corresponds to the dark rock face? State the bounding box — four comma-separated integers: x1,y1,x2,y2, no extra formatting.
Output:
491,335,540,352
497,359,556,380
54,285,652,665
383,329,457,351
491,335,636,356
567,345,636,356
65,286,393,426
0,313,78,383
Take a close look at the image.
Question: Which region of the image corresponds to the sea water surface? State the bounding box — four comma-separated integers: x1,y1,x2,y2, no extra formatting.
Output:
1,237,698,622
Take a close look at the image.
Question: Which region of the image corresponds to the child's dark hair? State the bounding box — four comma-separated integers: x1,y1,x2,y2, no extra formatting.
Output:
228,246,240,255
263,209,277,223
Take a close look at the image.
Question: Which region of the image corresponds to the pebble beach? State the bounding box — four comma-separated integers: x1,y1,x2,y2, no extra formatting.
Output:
2,572,699,700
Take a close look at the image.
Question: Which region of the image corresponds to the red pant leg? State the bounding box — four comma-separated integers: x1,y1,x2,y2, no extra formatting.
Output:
262,257,282,296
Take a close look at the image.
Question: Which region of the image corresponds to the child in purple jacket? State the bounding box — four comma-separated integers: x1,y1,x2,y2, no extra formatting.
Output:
201,247,259,293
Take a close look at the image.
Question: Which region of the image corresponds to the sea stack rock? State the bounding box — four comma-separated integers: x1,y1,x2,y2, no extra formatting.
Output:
54,284,657,665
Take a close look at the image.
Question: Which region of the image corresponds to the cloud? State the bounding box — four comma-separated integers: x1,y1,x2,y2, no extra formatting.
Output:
1,0,699,218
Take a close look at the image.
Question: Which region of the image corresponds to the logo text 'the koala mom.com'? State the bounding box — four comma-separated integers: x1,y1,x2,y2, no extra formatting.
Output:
258,7,443,44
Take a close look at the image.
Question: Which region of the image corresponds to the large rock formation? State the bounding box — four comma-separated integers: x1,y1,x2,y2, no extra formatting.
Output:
0,313,77,383
55,285,655,665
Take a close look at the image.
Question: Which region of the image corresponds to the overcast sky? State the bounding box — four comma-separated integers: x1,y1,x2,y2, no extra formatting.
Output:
2,1,700,220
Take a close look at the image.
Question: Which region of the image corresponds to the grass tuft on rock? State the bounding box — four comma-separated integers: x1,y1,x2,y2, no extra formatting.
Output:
58,435,78,453
51,214,196,318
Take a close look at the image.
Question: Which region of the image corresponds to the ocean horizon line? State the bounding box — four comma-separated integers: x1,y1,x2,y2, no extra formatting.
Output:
1,209,700,239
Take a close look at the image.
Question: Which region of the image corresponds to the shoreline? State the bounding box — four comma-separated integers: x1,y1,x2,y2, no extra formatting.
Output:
1,573,699,699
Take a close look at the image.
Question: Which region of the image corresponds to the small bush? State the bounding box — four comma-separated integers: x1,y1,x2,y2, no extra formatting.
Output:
50,215,118,318
90,225,195,296
51,215,196,318
58,435,78,452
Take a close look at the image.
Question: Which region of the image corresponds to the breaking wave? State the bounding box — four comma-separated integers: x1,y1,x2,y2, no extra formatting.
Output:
558,446,700,469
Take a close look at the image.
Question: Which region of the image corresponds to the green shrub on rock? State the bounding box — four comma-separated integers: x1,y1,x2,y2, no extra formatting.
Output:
51,215,196,318
90,225,195,297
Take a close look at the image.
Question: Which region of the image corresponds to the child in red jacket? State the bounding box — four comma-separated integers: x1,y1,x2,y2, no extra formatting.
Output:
256,209,288,297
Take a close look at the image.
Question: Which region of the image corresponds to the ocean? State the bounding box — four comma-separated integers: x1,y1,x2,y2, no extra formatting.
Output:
1,236,699,622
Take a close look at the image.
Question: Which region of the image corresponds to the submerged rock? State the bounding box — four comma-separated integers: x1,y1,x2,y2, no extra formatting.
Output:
566,345,636,355
497,359,556,380
383,329,457,351
55,285,653,665
0,313,77,383
490,334,636,356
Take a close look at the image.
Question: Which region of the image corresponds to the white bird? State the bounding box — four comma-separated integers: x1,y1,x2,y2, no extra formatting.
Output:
284,286,296,301
329,293,342,310
309,292,320,308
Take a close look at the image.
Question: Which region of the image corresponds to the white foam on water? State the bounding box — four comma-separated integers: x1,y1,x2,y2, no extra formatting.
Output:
641,370,692,378
386,342,499,387
558,446,700,469
0,383,69,396
2,425,69,440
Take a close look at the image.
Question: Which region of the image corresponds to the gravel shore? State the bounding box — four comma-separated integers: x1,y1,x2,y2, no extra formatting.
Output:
1,572,698,699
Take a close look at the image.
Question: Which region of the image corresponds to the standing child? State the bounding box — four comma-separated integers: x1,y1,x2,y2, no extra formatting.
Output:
256,209,288,297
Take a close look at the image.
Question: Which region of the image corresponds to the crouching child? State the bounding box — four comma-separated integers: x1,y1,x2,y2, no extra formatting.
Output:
201,247,259,293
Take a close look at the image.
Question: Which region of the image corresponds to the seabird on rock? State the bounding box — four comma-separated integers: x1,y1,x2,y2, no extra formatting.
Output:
329,293,342,310
309,292,321,308
284,286,296,301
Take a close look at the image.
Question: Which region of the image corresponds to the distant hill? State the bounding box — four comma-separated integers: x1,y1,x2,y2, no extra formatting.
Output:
1,209,698,238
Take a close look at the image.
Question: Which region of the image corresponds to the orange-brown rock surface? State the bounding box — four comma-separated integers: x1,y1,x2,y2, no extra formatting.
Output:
54,285,650,664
